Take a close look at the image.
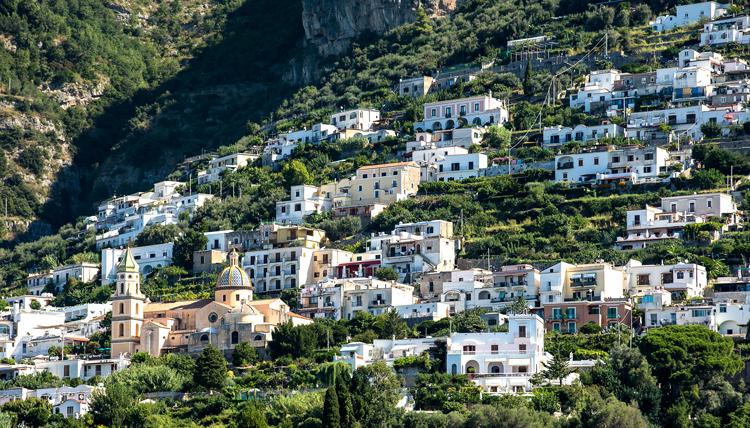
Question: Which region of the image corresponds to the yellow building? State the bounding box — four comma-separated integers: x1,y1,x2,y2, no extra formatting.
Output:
341,162,421,207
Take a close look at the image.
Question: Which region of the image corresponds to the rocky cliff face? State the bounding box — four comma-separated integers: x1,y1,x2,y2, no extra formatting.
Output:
302,0,457,57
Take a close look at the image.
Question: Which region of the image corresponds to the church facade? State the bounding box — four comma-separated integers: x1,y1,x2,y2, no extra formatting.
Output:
111,248,311,357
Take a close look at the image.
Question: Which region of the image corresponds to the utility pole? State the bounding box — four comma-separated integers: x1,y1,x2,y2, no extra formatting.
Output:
604,29,609,57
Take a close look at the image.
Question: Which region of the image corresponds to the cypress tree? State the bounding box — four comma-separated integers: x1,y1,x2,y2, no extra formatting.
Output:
336,371,353,426
323,386,340,428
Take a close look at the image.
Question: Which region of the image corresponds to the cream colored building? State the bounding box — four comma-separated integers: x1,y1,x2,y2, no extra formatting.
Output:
338,162,421,207
111,249,311,357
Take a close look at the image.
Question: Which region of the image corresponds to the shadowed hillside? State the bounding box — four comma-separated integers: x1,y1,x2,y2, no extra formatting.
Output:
43,0,306,227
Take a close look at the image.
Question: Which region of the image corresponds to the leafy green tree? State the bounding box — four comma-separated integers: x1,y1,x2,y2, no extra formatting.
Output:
639,325,743,401
1,397,51,427
541,352,571,386
374,267,399,281
579,321,602,334
193,346,227,391
414,6,433,33
591,345,661,422
588,397,648,428
236,403,269,428
90,382,140,427
110,364,187,393
690,169,725,190
135,224,181,246
232,342,258,367
323,387,341,428
282,160,313,187
269,322,318,359
700,122,722,139
484,125,512,151
376,309,411,340
29,300,41,310
351,362,401,427
173,229,207,270
413,373,481,410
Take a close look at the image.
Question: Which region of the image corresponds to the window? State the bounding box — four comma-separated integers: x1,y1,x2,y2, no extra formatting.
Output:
633,214,640,226
637,274,650,285
720,304,727,313
552,308,562,319
518,325,527,338
607,307,618,319
707,199,712,208
692,309,709,317
474,102,480,111
208,312,219,323
519,344,527,353
491,344,499,354
588,305,600,315
676,271,684,280
578,159,583,167
566,307,576,319
231,331,239,344
552,322,561,332
462,345,476,354
594,157,599,165
567,322,576,333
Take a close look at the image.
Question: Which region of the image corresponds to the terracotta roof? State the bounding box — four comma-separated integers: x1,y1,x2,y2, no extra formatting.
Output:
357,161,417,170
144,299,213,312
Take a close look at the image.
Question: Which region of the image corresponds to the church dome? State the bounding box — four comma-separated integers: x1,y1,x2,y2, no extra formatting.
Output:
216,250,252,289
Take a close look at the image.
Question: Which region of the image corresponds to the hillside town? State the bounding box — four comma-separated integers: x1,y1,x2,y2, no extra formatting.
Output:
6,0,750,426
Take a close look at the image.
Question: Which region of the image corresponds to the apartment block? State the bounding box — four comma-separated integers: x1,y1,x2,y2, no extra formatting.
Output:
414,95,509,132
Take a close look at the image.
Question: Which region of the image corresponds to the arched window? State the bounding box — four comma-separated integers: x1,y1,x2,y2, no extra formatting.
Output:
254,334,263,341
231,331,239,344
118,324,124,337
200,334,209,343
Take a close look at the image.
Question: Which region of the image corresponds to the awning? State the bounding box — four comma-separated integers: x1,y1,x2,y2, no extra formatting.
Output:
389,344,415,352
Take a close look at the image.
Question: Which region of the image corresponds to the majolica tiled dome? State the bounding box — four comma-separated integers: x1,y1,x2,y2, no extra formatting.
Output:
216,250,252,289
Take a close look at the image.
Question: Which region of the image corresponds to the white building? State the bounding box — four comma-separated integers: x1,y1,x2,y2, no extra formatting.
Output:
393,302,450,323
331,108,380,131
27,263,99,296
651,1,728,32
0,303,66,359
542,123,625,147
435,153,488,182
414,95,509,132
298,277,416,320
627,104,748,144
554,146,673,184
410,146,469,182
408,128,486,153
624,259,708,299
101,243,174,284
336,337,439,370
280,123,338,145
276,184,336,224
197,152,258,184
0,385,101,419
616,205,709,250
446,314,549,394
701,15,750,46
369,220,458,283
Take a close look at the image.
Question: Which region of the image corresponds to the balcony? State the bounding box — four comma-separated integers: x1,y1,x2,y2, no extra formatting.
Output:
557,162,574,170
570,277,597,288
371,299,387,307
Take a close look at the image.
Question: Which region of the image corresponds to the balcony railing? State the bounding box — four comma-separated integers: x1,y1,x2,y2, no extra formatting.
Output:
570,277,597,287
557,162,574,170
